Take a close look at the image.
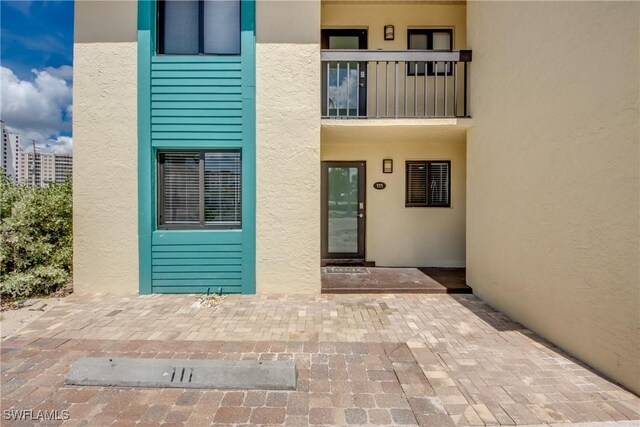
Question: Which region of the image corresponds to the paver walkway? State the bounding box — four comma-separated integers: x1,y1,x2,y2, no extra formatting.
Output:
1,293,639,426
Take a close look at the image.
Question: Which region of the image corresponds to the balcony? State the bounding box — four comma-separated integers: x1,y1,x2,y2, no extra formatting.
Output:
321,50,472,120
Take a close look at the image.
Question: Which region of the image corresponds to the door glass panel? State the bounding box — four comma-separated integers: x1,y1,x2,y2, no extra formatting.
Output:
327,62,359,117
327,167,358,253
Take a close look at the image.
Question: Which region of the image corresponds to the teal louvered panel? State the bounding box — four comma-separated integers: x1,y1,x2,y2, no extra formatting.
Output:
152,86,242,94
150,58,243,149
152,117,243,125
151,62,241,71
152,79,240,87
151,231,243,293
152,70,241,79
151,101,243,110
152,93,241,102
139,1,255,296
150,57,243,293
152,109,241,118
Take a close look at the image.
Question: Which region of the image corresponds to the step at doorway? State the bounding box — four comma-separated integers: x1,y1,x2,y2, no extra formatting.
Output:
321,267,471,294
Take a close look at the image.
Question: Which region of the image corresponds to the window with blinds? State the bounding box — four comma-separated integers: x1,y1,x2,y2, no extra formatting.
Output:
158,0,241,55
405,160,451,207
158,151,241,229
204,152,241,227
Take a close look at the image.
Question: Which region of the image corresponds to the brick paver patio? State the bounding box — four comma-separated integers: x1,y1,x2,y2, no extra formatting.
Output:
1,293,639,426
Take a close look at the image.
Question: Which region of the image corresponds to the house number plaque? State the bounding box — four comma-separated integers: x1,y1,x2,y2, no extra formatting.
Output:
373,182,386,190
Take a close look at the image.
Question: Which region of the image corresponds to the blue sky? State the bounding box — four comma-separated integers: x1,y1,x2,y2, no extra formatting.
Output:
1,0,74,153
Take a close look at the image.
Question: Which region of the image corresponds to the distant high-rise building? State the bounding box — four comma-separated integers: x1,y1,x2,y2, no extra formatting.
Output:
2,124,74,186
17,151,72,186
54,154,73,183
17,150,30,184
1,121,20,183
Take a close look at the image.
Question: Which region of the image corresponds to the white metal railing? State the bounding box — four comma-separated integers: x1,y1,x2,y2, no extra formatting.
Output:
321,50,472,119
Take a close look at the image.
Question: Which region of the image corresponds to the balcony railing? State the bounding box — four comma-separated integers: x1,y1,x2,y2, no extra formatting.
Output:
321,50,471,119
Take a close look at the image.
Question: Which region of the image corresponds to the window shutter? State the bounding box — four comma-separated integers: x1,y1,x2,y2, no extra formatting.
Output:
204,152,241,226
161,152,201,224
429,162,450,206
407,162,427,205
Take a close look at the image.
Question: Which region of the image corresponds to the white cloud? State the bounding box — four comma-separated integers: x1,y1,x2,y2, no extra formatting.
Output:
44,136,73,155
1,65,73,153
44,65,73,81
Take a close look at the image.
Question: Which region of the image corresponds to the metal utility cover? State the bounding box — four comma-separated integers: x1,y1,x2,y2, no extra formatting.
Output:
65,357,297,390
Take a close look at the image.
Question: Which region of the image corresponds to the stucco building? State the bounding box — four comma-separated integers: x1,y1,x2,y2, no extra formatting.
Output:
73,1,639,394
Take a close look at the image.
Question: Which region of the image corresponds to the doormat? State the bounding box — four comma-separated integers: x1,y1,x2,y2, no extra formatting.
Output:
65,358,296,390
325,267,369,274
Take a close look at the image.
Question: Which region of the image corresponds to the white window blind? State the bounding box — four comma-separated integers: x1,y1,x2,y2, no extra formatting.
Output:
159,151,241,229
161,152,200,224
407,162,427,205
203,0,241,54
160,0,240,55
162,0,199,54
429,162,450,206
204,152,241,226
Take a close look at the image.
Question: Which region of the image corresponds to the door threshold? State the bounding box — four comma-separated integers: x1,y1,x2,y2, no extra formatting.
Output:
322,259,375,267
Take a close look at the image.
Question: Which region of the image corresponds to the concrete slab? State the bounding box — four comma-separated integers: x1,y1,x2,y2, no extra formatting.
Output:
65,357,297,390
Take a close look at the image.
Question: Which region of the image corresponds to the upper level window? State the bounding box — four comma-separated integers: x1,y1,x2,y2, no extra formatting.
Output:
157,0,240,55
407,29,453,76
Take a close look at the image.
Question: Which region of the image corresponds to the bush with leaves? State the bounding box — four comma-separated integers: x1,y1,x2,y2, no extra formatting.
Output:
0,174,72,299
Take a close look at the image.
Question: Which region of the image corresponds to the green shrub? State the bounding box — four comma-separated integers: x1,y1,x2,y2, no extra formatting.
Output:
0,175,73,300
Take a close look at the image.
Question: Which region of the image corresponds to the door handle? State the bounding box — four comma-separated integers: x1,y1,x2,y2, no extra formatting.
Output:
358,213,364,218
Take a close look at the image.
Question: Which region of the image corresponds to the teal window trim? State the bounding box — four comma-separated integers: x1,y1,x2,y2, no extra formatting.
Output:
138,0,154,295
138,0,256,295
240,0,256,294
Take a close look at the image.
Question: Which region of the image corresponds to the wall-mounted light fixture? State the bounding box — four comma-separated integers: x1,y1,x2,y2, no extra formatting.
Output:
383,159,393,173
384,25,395,41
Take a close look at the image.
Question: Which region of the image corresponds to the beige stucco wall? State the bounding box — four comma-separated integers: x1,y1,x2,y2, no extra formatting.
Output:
322,0,467,50
255,1,321,293
322,126,466,266
73,0,139,294
467,1,640,394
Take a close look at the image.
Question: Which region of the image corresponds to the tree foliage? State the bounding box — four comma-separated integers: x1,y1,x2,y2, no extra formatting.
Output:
0,175,72,299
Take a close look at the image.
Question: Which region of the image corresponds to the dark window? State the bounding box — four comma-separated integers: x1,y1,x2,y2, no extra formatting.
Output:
407,29,453,76
158,151,241,229
405,160,451,207
157,0,240,55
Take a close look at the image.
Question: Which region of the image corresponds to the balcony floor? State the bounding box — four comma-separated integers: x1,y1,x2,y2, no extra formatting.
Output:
321,117,471,144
